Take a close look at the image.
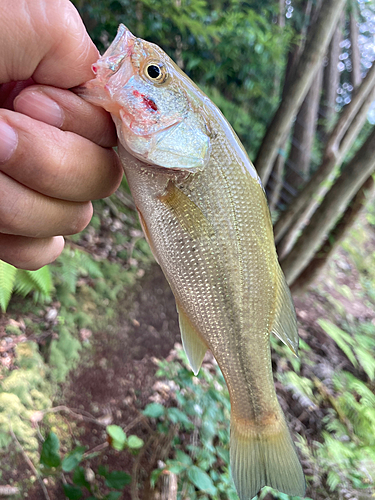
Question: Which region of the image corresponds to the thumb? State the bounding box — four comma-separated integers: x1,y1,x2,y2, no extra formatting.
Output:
0,0,98,88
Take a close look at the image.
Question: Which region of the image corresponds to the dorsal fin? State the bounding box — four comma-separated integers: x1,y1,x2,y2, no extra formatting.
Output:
176,303,207,375
271,264,299,356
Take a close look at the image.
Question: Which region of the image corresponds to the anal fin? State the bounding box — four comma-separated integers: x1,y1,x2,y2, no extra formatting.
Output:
176,303,207,375
271,264,299,356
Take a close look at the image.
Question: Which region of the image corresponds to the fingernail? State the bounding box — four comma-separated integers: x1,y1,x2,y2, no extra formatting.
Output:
0,120,18,163
14,91,64,128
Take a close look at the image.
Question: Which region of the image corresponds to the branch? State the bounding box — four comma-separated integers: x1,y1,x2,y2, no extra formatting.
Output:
290,175,374,294
255,0,347,184
274,80,375,246
339,85,375,155
325,61,375,155
0,486,20,497
350,10,361,90
9,426,51,500
37,405,108,426
320,11,344,135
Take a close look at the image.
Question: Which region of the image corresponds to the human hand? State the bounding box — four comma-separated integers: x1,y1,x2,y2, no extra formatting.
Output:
0,0,123,270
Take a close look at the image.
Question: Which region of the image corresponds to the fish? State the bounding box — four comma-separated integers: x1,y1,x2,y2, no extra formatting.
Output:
77,24,306,500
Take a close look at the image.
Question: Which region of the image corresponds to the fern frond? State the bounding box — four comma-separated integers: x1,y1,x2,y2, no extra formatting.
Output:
13,271,40,298
76,252,102,279
318,320,358,367
24,266,52,296
353,346,375,381
349,377,375,407
327,471,341,491
0,260,17,312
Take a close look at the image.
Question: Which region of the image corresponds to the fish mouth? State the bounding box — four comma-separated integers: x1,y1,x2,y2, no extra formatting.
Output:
92,24,136,81
72,24,137,111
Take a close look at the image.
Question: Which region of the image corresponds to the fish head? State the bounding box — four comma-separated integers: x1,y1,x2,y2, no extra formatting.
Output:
78,24,211,173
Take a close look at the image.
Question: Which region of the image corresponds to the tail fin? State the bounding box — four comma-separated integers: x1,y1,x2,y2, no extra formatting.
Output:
230,414,306,500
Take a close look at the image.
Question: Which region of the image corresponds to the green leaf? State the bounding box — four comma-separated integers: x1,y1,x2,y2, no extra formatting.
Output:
166,461,186,474
63,484,83,500
187,466,217,495
40,432,61,468
150,468,163,488
228,491,240,500
143,403,165,418
62,446,86,472
104,492,122,500
104,471,132,489
216,446,229,463
98,465,108,477
175,450,193,466
167,407,193,428
0,260,17,312
106,425,126,451
72,467,90,489
127,435,144,449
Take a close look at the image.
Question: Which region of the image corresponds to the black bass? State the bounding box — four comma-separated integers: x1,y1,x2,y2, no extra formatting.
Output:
78,25,306,500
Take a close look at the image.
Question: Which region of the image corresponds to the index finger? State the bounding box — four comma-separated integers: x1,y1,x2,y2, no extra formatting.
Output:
0,0,98,87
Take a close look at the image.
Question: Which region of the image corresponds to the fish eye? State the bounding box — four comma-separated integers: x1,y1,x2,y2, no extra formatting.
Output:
147,65,160,78
145,62,167,83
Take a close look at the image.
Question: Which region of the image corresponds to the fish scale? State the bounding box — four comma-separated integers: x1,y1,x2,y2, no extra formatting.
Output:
78,23,306,500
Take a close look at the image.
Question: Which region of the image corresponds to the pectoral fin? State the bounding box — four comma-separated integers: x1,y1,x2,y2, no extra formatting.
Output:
137,208,160,265
176,303,207,375
271,264,299,356
159,181,214,240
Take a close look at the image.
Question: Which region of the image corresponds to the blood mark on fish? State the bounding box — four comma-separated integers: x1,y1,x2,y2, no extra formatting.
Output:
132,89,158,111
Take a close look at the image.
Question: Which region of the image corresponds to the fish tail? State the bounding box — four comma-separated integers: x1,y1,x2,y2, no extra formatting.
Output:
230,413,306,500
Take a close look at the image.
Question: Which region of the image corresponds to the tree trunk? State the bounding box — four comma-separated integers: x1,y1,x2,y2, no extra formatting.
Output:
285,64,324,191
350,11,362,90
280,126,375,285
266,0,315,208
267,45,301,210
320,13,344,135
290,175,375,294
268,153,287,212
274,62,375,245
272,0,286,99
255,0,347,184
